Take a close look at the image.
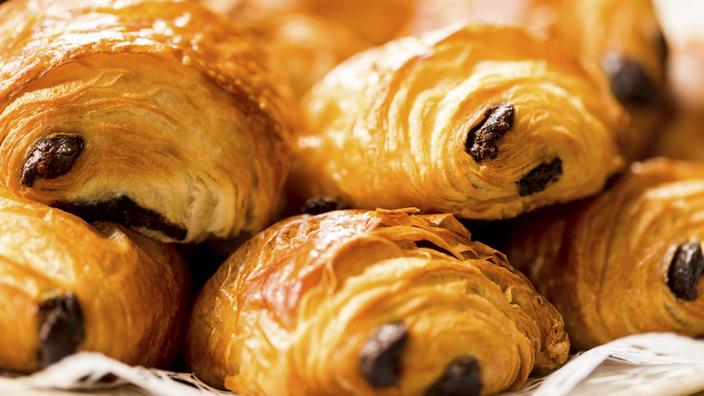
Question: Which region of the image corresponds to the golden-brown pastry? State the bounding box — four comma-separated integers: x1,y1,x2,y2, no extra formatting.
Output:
187,208,569,395
404,0,670,159
507,158,704,349
290,26,624,221
244,13,370,98
202,0,412,45
0,190,189,373
0,0,297,243
654,111,704,161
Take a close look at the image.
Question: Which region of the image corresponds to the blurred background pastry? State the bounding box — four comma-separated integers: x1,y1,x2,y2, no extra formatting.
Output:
243,13,370,98
201,1,372,98
652,0,704,161
202,0,412,45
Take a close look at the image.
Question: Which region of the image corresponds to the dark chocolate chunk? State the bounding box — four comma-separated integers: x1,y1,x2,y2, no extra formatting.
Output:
300,196,349,215
37,293,85,369
53,195,187,240
465,103,515,162
602,53,660,108
21,135,84,187
359,321,408,388
668,241,704,301
517,157,563,197
425,355,483,396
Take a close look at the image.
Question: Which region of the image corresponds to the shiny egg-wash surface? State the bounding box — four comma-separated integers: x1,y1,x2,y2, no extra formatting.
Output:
187,208,569,396
0,190,189,373
0,0,297,243
508,159,704,349
291,25,624,221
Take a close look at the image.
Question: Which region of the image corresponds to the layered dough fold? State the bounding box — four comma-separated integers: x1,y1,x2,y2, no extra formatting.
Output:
187,208,569,396
0,190,189,373
0,0,297,243
291,26,624,220
507,159,704,349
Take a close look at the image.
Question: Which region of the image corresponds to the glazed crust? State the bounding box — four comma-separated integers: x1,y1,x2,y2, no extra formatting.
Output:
187,208,569,396
404,0,669,160
0,190,189,373
0,0,297,243
507,158,704,349
290,26,624,220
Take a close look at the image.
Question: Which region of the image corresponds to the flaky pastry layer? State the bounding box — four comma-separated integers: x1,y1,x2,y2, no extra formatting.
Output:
404,0,670,159
187,208,568,396
291,26,624,220
508,158,704,348
0,190,189,373
0,0,297,242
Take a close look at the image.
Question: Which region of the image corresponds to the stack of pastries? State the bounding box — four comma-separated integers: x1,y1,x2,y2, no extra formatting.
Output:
0,0,702,395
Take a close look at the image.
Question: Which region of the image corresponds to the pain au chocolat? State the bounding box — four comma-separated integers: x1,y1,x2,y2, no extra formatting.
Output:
0,190,189,373
507,159,704,349
187,208,569,396
0,0,297,243
290,25,624,221
404,0,670,159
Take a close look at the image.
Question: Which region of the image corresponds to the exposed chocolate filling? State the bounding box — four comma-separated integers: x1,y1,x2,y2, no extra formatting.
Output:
517,157,563,197
21,135,84,187
53,195,187,241
300,196,349,215
359,321,408,388
603,53,660,108
465,103,515,162
668,241,704,301
425,355,483,396
37,293,85,369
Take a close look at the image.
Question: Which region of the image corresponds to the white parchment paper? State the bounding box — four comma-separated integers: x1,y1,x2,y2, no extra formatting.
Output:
2,333,704,396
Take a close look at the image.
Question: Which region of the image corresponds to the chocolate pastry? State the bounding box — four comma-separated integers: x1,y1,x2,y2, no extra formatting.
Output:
187,208,569,395
290,25,624,221
0,0,297,243
0,190,189,373
507,159,704,349
404,0,670,160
